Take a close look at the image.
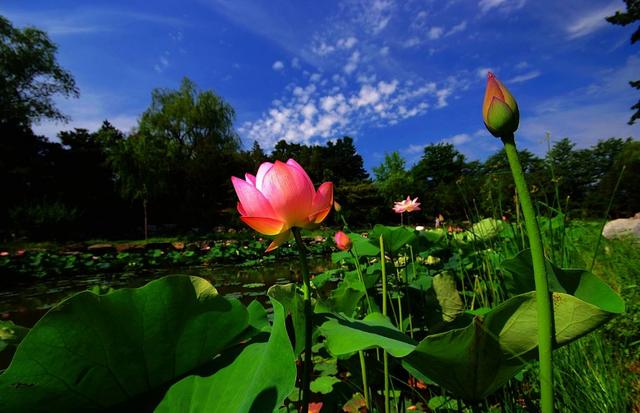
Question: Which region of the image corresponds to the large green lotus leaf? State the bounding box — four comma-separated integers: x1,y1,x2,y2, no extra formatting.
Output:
155,296,296,413
469,218,505,240
501,250,626,314
0,275,248,412
348,233,380,257
267,283,306,356
319,312,417,358
404,288,622,401
431,273,465,323
370,224,416,255
315,274,365,317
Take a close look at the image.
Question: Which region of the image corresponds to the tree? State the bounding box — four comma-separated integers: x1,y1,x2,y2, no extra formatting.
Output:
138,77,239,156
607,0,640,124
410,143,467,218
131,77,241,230
108,132,176,239
0,16,78,132
321,137,369,184
479,148,546,218
373,151,414,206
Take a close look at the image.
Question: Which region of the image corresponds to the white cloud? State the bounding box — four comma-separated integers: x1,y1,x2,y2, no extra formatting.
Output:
344,51,360,74
337,36,358,49
379,46,390,56
428,27,444,40
32,91,139,140
402,37,422,48
445,133,471,145
291,57,301,69
435,88,452,108
378,80,398,95
477,67,493,79
445,21,467,37
508,70,541,84
479,0,507,12
566,3,620,40
153,55,169,73
479,0,526,13
354,84,381,107
240,76,456,150
312,41,336,56
272,60,285,71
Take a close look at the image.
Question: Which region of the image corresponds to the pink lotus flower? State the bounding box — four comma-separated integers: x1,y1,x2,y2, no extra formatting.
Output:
392,196,421,214
232,159,333,252
334,230,352,251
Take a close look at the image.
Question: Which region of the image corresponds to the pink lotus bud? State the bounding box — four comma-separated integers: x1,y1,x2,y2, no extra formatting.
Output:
231,159,333,252
483,72,519,138
334,230,352,251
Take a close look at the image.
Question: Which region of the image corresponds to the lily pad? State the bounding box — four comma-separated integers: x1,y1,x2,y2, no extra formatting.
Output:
0,276,249,412
155,296,296,412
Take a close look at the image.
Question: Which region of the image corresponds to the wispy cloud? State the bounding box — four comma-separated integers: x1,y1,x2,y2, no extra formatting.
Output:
479,0,526,13
154,54,170,73
566,2,620,39
519,56,640,152
32,91,139,139
477,67,493,79
428,27,444,40
2,8,186,37
508,70,541,83
445,21,467,37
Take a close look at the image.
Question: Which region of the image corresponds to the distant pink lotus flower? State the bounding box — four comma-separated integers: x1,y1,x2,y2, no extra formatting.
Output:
232,159,333,252
393,196,421,214
334,230,352,251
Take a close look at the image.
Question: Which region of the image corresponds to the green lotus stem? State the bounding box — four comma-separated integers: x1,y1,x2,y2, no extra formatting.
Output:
379,235,390,413
397,294,403,332
292,227,313,413
358,350,370,409
501,134,554,413
351,249,373,312
350,249,371,410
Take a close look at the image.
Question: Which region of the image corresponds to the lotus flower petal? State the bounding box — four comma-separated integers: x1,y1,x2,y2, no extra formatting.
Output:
266,230,292,252
231,176,277,219
241,216,287,236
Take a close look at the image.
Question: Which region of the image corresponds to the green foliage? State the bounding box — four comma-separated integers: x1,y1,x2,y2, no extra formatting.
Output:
373,151,415,205
0,276,249,412
155,296,296,413
0,16,78,130
410,143,467,217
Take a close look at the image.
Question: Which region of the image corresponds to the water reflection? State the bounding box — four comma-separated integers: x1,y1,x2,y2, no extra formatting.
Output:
0,257,332,328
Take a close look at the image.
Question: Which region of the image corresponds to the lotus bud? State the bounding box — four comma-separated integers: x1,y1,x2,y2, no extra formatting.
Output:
483,72,519,138
333,201,342,212
334,230,352,251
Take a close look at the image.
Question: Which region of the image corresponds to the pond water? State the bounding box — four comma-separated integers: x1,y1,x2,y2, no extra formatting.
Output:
0,256,332,328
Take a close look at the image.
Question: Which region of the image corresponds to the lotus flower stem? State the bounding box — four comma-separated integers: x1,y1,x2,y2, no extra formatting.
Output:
379,235,390,413
292,227,313,413
358,350,370,409
349,249,371,409
501,133,554,413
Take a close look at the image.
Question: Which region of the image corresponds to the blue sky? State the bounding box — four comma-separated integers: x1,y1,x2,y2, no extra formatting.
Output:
2,0,639,171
